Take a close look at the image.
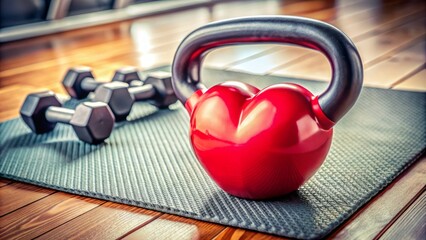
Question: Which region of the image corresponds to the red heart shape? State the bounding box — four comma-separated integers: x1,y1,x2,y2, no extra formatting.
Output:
187,81,333,199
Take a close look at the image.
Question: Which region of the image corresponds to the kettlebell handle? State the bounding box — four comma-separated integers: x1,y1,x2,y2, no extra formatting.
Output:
171,16,363,122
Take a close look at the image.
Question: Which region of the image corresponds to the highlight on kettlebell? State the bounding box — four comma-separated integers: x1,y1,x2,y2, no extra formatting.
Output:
171,16,363,200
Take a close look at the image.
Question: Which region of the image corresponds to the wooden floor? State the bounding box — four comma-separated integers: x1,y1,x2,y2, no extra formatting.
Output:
0,0,425,239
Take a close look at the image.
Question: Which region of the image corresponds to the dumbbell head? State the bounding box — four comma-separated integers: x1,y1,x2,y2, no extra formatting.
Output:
70,102,115,144
112,66,143,84
62,66,94,99
94,82,134,121
144,71,177,108
20,91,62,133
20,91,115,144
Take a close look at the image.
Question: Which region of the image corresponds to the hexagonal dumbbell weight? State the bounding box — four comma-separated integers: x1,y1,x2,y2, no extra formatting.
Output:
94,71,177,121
62,66,143,99
20,91,115,144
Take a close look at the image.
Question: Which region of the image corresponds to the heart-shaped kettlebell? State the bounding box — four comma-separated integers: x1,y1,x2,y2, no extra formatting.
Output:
171,16,363,199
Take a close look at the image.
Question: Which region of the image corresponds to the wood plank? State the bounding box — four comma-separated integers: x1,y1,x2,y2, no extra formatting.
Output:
330,157,426,239
0,8,211,70
0,33,183,80
359,19,425,66
0,6,222,77
0,84,50,121
210,0,359,21
227,47,313,75
36,202,161,239
363,41,425,87
269,16,425,81
0,40,179,88
205,45,279,69
348,1,425,41
213,227,287,240
0,179,12,188
0,183,55,216
230,3,424,75
333,0,395,26
206,0,374,70
378,189,426,240
227,0,415,75
122,214,226,240
92,45,177,71
0,192,103,240
393,69,426,92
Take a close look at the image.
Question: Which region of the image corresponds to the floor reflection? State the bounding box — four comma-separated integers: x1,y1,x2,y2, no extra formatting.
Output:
124,218,199,240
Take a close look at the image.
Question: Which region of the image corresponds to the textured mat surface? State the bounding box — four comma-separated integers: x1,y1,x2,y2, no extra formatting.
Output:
1,67,425,239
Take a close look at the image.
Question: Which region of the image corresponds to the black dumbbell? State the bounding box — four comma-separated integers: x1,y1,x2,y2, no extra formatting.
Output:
62,66,143,99
20,91,115,144
93,71,177,121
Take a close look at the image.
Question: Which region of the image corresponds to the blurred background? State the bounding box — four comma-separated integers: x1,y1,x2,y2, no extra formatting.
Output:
0,0,425,120
0,0,220,41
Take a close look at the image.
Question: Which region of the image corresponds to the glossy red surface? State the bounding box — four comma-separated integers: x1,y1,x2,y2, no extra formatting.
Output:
185,82,334,199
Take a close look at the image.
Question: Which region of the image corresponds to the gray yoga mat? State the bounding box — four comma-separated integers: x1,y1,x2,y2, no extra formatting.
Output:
0,67,425,239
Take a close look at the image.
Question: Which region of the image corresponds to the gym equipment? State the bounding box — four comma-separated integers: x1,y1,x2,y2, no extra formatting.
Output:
2,67,424,239
20,91,115,144
63,66,142,99
171,16,363,199
94,71,177,121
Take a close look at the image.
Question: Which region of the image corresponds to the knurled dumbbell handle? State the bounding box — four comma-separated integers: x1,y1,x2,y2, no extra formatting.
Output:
81,77,103,91
45,106,74,124
128,84,156,100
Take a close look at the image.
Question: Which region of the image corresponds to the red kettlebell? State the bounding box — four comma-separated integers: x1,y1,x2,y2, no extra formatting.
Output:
171,16,363,200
